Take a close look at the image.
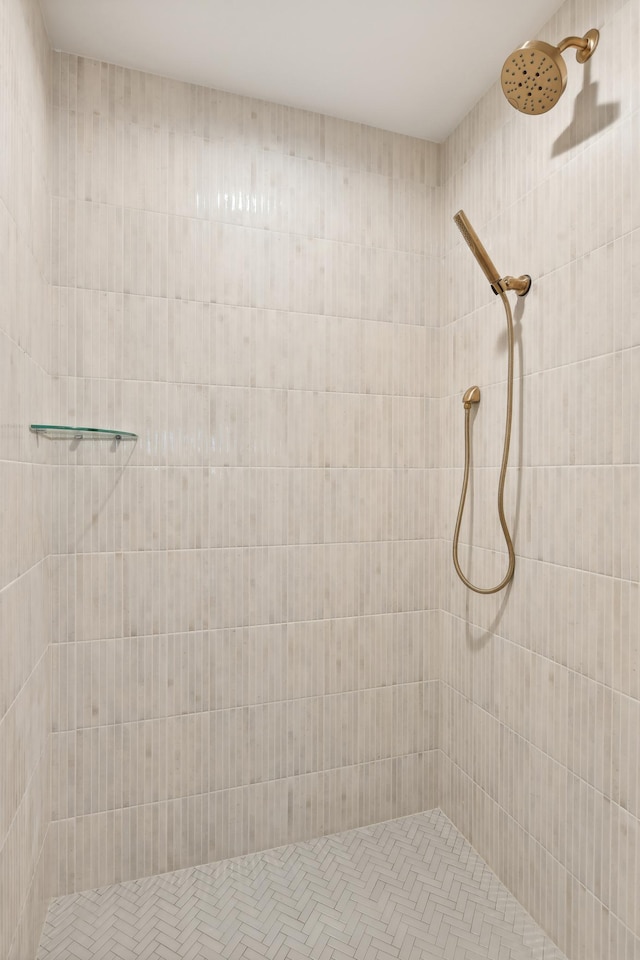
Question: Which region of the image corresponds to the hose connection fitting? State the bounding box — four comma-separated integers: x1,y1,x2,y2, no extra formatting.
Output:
462,386,481,410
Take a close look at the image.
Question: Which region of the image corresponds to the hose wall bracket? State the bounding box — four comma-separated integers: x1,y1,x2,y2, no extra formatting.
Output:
492,274,532,297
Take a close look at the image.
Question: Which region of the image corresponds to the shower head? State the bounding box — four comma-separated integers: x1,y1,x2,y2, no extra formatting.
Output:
501,29,599,115
453,210,531,297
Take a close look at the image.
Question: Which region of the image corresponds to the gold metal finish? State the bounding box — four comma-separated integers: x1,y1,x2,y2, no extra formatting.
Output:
501,29,599,115
453,211,501,288
453,212,531,298
496,274,532,297
501,41,567,114
462,385,481,409
558,29,599,62
453,290,516,594
451,209,530,594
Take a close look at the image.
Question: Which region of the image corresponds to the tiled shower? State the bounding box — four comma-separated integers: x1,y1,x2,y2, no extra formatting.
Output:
1,0,638,957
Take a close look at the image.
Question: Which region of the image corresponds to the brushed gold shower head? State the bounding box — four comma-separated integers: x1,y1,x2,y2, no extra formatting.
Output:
501,29,599,115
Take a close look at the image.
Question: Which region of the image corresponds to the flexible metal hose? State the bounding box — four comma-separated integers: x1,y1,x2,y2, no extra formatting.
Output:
452,290,516,594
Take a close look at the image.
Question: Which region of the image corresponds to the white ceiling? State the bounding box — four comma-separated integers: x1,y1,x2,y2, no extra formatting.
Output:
40,0,565,142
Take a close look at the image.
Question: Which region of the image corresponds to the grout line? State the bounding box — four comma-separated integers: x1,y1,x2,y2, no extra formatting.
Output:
438,341,640,395
49,282,439,328
439,608,640,706
47,115,440,188
49,540,439,556
48,609,440,644
438,463,640,470
48,749,439,824
435,537,640,584
48,376,435,399
442,222,640,326
50,608,438,641
0,555,51,599
5,820,50,960
0,643,50,735
0,712,50,861
34,461,640,470
50,195,440,259
440,680,640,791
440,97,640,224
50,679,439,733
439,751,640,942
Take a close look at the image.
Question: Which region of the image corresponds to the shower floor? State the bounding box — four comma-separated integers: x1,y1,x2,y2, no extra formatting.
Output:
38,809,565,960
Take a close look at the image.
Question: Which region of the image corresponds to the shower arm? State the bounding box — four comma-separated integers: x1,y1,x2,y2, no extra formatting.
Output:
557,33,598,61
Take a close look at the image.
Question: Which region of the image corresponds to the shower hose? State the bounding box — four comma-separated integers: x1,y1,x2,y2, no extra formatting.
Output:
452,289,515,594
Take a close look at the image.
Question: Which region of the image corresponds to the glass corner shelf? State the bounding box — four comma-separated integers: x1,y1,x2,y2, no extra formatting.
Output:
30,424,138,441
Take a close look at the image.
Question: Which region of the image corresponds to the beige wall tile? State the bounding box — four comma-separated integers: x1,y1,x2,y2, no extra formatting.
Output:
0,0,52,955
440,0,640,954
47,43,441,901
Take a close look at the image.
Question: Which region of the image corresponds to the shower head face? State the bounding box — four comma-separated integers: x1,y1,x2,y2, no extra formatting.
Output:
501,40,567,114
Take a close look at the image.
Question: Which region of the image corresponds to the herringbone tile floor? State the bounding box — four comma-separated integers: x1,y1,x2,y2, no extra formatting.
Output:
38,809,566,960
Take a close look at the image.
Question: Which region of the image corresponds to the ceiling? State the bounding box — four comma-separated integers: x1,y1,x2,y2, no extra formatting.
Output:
40,0,565,142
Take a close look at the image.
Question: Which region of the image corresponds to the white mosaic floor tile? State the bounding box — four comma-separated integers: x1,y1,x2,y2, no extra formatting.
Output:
38,809,566,960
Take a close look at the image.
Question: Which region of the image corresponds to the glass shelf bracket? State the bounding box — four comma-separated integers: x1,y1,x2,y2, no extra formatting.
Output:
30,424,138,441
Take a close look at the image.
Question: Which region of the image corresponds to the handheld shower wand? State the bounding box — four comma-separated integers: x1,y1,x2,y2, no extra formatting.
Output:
451,210,531,594
453,211,531,297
